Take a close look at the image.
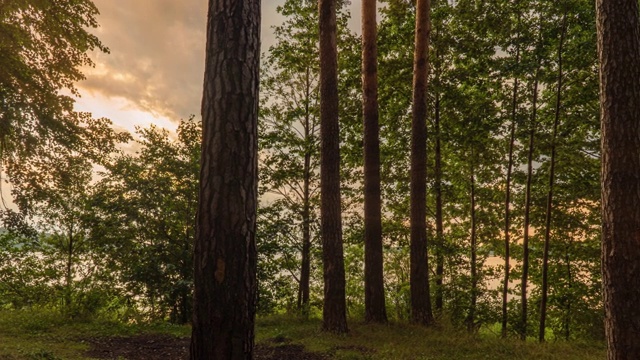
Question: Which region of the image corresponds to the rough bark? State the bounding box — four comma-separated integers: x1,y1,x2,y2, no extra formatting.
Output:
597,0,640,358
190,0,260,358
410,0,434,326
521,72,539,341
539,12,566,342
319,0,348,334
362,0,387,324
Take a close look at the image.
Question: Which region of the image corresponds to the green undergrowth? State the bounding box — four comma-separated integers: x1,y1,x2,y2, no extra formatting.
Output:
0,309,190,360
0,309,606,359
256,315,606,360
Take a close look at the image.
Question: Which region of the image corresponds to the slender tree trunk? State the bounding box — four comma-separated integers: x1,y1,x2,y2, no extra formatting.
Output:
564,248,572,341
410,0,434,326
466,160,477,332
299,65,312,316
432,9,444,315
539,12,566,342
180,234,192,324
597,0,640,357
521,71,539,341
65,227,74,309
502,44,519,338
190,0,260,358
434,93,444,313
319,0,348,334
362,0,387,324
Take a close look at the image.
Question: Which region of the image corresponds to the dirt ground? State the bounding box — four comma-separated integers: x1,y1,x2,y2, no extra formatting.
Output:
84,334,329,360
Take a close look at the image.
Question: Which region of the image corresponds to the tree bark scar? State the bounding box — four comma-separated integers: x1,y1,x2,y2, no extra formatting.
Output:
215,258,226,283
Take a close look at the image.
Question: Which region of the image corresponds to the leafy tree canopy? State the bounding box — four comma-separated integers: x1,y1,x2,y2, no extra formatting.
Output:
0,0,126,215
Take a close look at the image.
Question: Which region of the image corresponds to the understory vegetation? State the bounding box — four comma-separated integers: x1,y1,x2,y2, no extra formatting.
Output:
0,310,605,360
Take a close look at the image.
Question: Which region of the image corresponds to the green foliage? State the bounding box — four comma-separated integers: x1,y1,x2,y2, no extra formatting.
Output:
89,117,199,323
251,0,603,342
0,1,127,214
257,0,359,315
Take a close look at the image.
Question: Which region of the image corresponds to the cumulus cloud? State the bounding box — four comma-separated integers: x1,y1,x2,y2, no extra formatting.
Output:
79,0,288,121
77,1,362,123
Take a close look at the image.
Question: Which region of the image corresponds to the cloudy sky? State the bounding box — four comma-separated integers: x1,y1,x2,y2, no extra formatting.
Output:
74,1,363,134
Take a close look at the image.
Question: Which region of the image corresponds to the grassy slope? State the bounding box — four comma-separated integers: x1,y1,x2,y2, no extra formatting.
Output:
0,310,605,360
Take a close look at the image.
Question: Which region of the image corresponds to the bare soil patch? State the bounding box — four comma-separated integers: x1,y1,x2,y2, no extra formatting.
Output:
84,334,329,360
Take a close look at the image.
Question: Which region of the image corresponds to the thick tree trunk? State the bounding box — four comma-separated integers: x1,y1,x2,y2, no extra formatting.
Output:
502,44,519,339
190,0,260,358
521,72,539,341
539,13,566,342
410,0,434,326
319,0,348,334
362,0,387,324
434,93,444,313
597,0,640,358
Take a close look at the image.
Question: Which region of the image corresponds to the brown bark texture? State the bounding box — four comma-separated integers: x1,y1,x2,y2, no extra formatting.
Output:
597,0,640,358
410,0,434,326
362,0,387,324
319,0,348,334
190,0,260,358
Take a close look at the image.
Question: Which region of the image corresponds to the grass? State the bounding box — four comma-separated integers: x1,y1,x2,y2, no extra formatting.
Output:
0,309,190,360
256,315,606,360
0,309,606,359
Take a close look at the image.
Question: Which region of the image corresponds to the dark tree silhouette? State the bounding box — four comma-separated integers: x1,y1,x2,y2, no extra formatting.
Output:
319,0,348,334
410,0,434,326
190,0,260,358
597,0,640,358
362,0,387,324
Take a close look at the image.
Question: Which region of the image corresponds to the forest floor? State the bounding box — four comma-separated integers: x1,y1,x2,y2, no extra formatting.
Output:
0,310,606,360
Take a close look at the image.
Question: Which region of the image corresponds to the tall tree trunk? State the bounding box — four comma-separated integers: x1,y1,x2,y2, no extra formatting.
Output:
362,0,387,324
466,159,477,332
319,0,348,334
434,92,444,313
539,12,566,342
501,18,520,338
410,0,434,326
190,0,260,358
432,1,444,315
597,0,640,357
299,65,312,316
521,71,539,341
502,44,519,338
